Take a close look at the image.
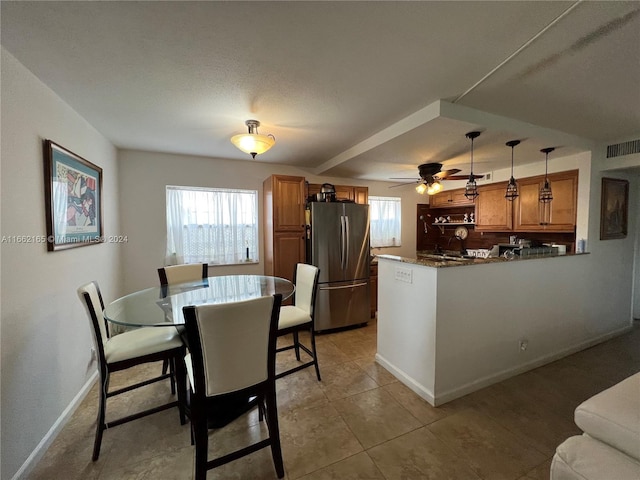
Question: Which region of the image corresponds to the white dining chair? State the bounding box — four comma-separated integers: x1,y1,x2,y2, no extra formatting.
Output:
275,263,322,380
182,294,284,479
78,281,187,461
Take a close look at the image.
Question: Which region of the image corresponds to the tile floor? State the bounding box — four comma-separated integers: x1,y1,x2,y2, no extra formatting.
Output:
27,319,640,480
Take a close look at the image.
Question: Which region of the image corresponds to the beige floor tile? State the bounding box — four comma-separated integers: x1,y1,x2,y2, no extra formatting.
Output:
297,452,385,480
276,368,329,413
279,403,363,479
332,388,422,449
428,408,548,480
368,427,482,479
353,357,398,386
382,382,458,425
317,361,379,401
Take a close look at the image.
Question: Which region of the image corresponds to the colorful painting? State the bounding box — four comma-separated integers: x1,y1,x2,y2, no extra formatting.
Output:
43,140,103,251
600,177,628,240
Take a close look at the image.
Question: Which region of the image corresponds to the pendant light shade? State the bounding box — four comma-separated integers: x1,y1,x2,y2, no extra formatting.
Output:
231,120,275,159
505,140,520,201
539,147,554,203
464,131,481,200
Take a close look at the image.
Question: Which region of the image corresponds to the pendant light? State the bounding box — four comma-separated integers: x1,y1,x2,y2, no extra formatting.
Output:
464,131,481,200
231,120,276,159
505,140,520,201
539,147,554,203
539,147,554,225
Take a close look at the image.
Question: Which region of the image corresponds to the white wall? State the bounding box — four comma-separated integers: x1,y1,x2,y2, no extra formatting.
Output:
117,149,419,292
0,48,121,480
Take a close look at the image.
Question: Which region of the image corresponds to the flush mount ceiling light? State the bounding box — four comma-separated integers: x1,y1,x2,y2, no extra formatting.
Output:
464,131,481,200
505,140,520,201
230,120,275,159
539,147,554,203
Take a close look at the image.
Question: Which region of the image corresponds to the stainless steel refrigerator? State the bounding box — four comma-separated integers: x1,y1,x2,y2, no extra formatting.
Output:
307,202,370,331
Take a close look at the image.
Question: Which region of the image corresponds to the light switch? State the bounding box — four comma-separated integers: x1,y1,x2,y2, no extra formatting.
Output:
394,266,413,284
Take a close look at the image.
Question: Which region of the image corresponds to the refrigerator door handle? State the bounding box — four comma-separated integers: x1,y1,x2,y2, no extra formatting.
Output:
340,215,346,270
345,215,350,270
319,282,368,291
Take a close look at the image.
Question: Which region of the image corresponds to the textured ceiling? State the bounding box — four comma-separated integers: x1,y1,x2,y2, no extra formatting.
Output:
2,1,639,181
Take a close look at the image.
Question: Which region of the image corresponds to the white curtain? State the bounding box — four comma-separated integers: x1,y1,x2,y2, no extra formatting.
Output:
166,187,258,265
369,196,402,247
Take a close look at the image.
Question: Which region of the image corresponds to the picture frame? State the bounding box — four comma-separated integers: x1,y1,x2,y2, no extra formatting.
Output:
43,140,104,251
600,177,628,240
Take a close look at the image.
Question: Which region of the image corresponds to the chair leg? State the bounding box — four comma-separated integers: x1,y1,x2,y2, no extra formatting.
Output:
193,410,209,480
265,384,285,478
309,327,322,381
174,353,187,425
92,374,109,461
293,331,301,361
169,358,176,395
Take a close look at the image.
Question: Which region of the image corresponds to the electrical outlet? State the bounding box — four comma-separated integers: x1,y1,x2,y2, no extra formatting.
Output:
519,339,528,352
394,266,413,284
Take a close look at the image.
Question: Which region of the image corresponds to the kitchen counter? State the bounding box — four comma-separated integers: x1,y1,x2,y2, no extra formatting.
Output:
374,249,616,408
376,250,586,268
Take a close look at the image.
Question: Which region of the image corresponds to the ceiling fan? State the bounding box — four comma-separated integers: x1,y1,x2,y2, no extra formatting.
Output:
390,163,484,195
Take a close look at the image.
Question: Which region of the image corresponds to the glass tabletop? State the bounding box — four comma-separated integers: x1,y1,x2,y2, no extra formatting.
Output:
103,275,295,327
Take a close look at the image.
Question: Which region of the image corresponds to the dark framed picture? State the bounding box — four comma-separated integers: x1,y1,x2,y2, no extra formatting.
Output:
43,140,103,251
600,177,628,240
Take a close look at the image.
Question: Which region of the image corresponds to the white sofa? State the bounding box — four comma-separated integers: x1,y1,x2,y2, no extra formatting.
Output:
551,372,640,479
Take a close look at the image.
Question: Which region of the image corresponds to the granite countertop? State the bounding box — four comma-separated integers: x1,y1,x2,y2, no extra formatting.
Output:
376,250,586,268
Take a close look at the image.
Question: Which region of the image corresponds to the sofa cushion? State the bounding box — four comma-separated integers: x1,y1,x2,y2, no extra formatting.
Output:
551,434,640,480
574,372,640,462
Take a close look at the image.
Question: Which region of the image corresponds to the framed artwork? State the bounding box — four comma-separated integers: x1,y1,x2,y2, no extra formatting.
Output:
600,177,628,240
43,140,103,251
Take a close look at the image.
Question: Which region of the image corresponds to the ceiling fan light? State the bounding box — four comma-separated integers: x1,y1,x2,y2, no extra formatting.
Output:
231,120,275,158
426,181,443,195
415,182,428,194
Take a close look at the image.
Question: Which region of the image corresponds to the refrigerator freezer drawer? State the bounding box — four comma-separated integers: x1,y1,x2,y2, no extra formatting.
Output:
315,281,370,332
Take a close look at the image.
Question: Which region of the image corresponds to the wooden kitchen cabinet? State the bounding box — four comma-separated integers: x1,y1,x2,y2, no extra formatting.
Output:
514,170,578,232
308,183,368,204
430,188,474,208
263,175,306,282
475,182,513,231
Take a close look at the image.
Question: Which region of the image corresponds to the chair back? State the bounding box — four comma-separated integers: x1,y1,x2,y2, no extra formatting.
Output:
293,264,320,317
158,263,208,286
183,294,282,398
78,281,109,362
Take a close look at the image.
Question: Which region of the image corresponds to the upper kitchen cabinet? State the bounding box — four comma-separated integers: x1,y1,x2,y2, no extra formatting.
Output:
308,183,368,204
475,170,578,233
263,175,306,281
429,188,474,208
266,175,306,231
514,170,578,232
475,182,513,231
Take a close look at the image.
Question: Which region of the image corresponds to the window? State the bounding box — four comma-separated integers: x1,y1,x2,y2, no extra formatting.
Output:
369,196,401,247
165,186,258,265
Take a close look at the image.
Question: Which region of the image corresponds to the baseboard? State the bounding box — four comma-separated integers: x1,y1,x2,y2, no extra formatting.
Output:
374,353,436,405
11,372,98,480
375,325,632,408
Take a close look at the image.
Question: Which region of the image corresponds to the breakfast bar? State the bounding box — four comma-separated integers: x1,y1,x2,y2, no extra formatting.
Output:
375,251,628,407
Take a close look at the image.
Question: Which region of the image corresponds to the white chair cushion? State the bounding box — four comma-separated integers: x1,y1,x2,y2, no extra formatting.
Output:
104,327,183,364
551,434,640,480
574,372,640,461
278,305,311,330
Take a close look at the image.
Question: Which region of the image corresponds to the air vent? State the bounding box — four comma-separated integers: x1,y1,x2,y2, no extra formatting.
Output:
607,139,640,158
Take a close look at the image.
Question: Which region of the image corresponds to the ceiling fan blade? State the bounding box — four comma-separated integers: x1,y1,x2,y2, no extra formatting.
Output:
388,182,417,188
389,177,420,180
445,173,484,180
435,168,461,179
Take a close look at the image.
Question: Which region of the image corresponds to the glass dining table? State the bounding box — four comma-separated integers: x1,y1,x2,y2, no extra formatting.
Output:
103,274,295,328
102,274,295,428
